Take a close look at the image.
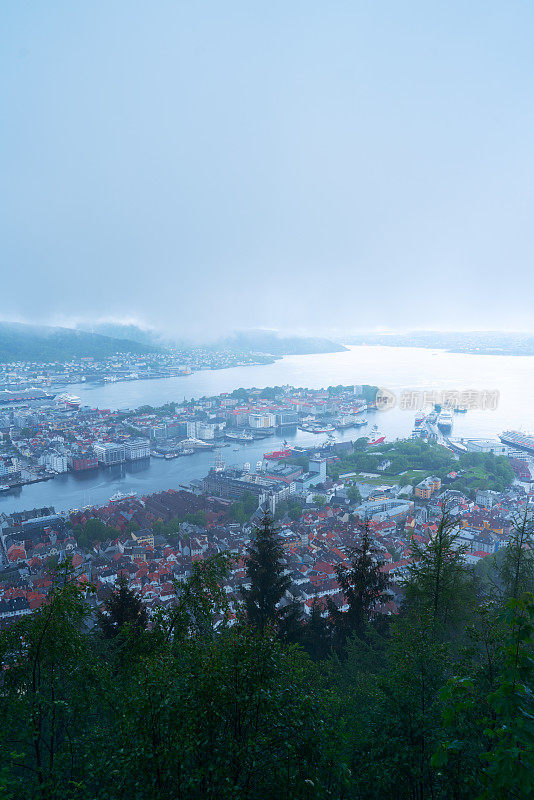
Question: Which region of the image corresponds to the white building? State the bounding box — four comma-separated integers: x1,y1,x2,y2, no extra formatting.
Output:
249,412,276,429
463,439,508,455
38,453,68,473
197,422,217,440
94,442,126,466
309,457,327,482
124,439,151,460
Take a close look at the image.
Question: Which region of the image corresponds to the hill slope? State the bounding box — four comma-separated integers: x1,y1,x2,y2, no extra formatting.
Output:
0,322,160,363
85,324,346,356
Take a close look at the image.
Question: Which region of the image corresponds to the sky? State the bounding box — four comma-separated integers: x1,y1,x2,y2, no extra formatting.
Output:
2,1,534,338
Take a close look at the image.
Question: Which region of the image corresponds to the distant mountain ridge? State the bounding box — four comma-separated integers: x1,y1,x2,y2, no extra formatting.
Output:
83,324,346,356
0,322,160,363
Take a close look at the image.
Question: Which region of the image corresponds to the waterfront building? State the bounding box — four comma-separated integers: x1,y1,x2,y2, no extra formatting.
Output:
94,442,126,466
202,467,291,506
69,453,98,471
463,439,509,455
275,410,298,426
124,439,151,460
249,412,276,429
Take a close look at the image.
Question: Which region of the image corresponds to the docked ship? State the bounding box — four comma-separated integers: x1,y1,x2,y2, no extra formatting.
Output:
437,408,454,430
499,430,534,455
335,415,357,429
57,393,82,410
366,425,386,446
225,431,254,442
353,416,368,427
0,387,55,405
411,419,429,439
164,449,194,459
299,422,335,434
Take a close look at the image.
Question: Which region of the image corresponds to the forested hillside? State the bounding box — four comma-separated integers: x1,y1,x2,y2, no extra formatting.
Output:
0,322,160,362
1,510,533,799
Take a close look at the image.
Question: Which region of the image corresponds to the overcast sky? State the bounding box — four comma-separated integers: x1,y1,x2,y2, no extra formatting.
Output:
2,1,534,337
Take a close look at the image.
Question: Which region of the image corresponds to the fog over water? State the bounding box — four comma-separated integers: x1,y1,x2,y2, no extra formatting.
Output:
1,346,532,514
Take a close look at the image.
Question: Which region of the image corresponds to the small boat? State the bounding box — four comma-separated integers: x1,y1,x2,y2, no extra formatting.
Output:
0,484,10,492
110,490,137,503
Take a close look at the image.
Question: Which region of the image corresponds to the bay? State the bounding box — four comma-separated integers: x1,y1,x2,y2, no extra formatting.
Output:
1,346,532,514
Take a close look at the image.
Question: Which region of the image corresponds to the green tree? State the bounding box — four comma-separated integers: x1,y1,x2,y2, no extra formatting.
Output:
97,574,148,639
404,507,472,630
0,556,347,799
434,594,534,799
241,510,291,634
125,520,140,535
182,510,207,528
302,597,333,660
93,624,345,800
354,611,448,800
159,554,231,641
76,518,116,549
347,485,362,504
329,522,390,648
0,561,98,799
230,501,246,524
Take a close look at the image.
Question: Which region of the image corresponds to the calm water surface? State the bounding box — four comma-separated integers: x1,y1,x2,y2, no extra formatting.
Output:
1,346,532,514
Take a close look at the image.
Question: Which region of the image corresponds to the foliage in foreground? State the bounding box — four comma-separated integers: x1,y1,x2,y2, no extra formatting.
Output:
1,512,534,799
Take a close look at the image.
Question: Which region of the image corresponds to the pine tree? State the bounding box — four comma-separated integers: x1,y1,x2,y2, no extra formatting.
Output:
303,597,333,660
404,506,471,629
329,520,390,647
98,573,148,638
241,509,291,634
278,599,305,645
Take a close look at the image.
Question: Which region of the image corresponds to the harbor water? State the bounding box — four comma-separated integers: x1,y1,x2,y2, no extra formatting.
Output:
1,346,533,514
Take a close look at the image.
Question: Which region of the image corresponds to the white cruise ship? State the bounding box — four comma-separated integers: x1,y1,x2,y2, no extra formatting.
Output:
437,408,453,429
